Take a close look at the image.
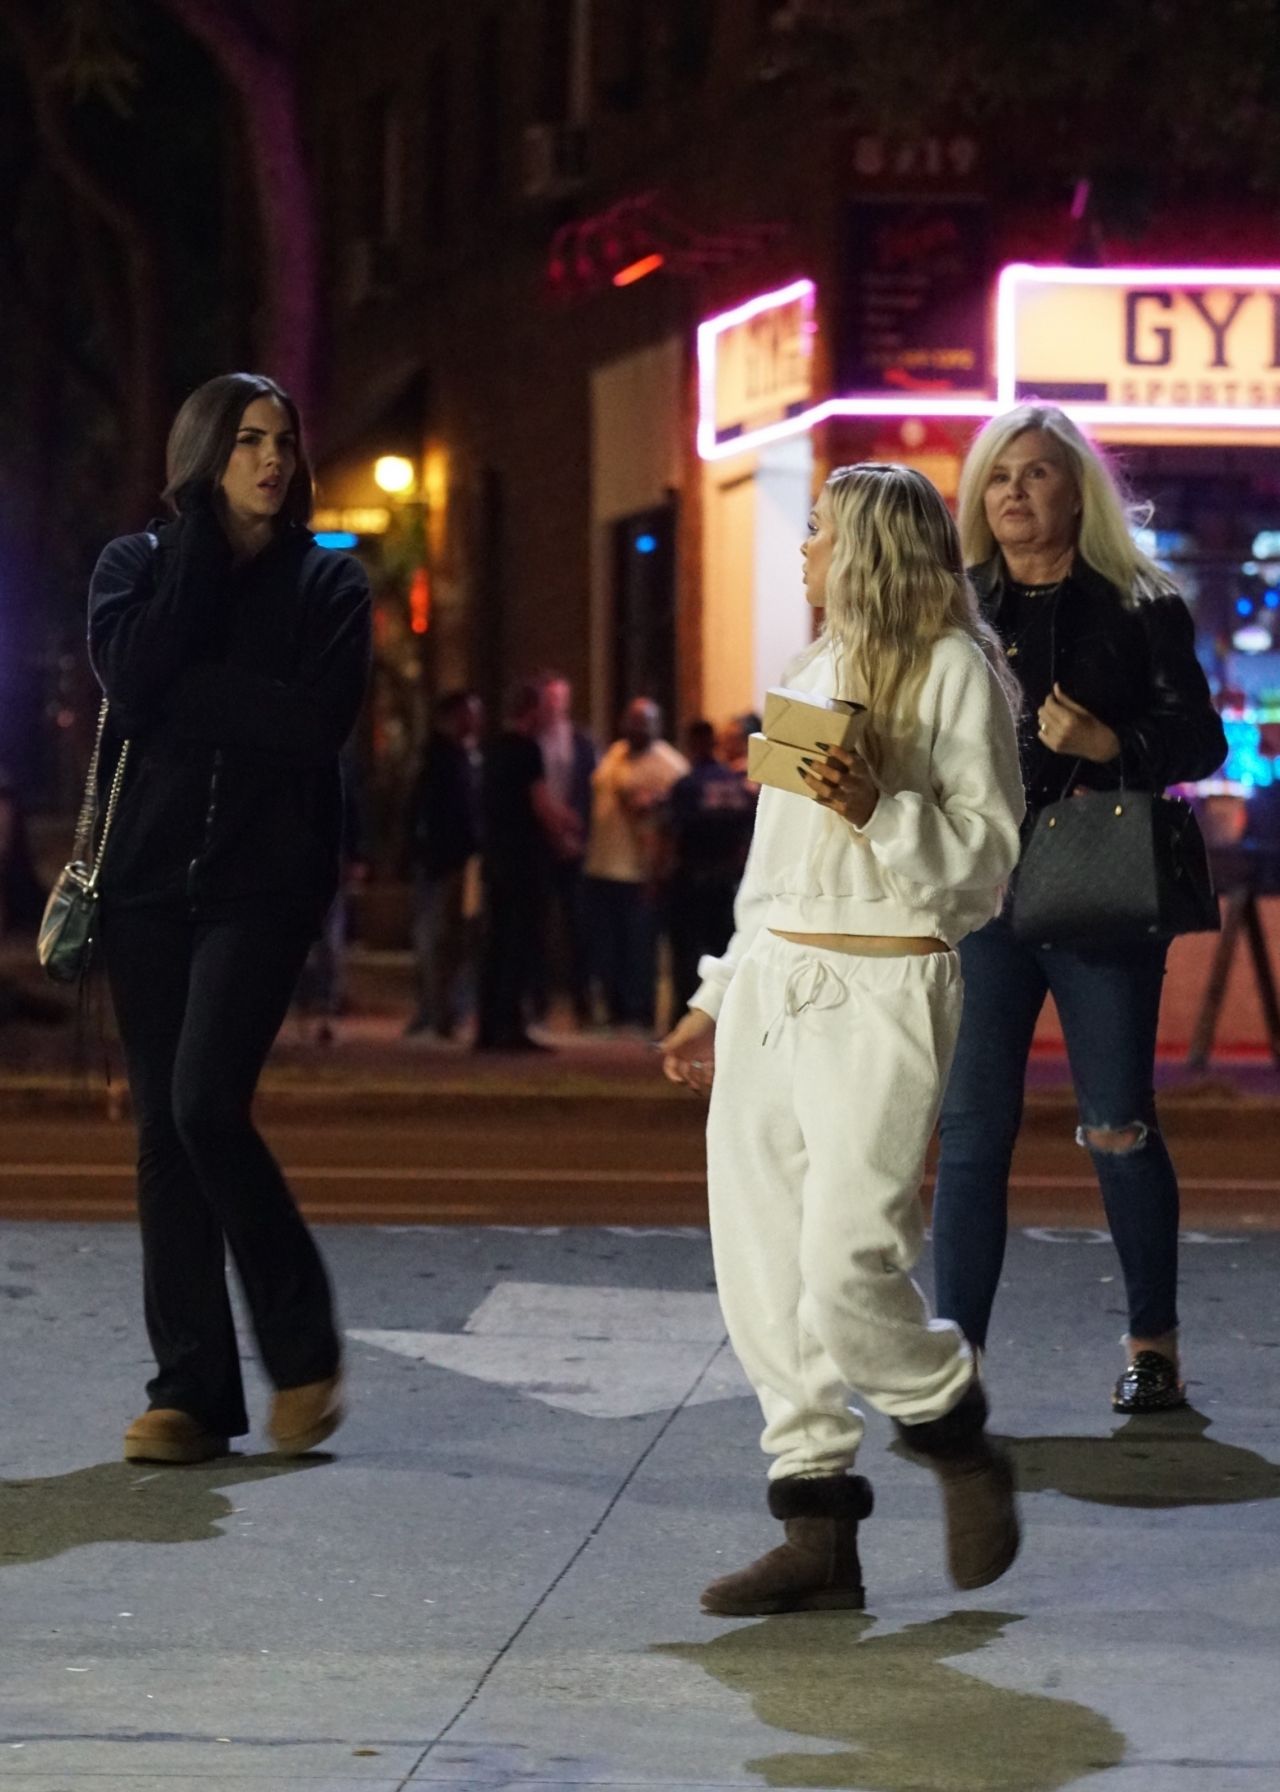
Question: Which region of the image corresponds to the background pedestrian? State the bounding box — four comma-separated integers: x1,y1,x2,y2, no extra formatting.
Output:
719,712,762,781
664,719,756,1015
584,696,688,1030
532,671,596,1026
476,681,576,1052
405,689,484,1040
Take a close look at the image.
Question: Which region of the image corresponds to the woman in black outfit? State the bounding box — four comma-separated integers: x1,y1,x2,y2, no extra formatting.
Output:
90,373,371,1464
930,404,1227,1414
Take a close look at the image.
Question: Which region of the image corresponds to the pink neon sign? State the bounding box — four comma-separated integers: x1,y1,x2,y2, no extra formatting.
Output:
696,279,994,461
996,262,1280,428
697,266,1280,460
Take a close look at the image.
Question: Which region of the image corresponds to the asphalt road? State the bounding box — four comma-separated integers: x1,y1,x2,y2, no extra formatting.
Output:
2,1098,1279,1226
3,1220,1279,1789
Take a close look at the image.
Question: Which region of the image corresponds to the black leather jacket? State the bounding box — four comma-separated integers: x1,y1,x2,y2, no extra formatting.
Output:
973,556,1228,812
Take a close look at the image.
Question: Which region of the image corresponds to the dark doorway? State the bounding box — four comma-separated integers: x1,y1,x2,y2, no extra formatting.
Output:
611,502,677,734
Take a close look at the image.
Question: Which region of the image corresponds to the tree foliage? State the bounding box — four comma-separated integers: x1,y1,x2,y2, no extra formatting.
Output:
0,0,241,788
150,0,319,418
773,0,1280,229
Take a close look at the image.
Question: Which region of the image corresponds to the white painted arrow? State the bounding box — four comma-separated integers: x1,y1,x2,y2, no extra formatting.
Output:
349,1281,750,1418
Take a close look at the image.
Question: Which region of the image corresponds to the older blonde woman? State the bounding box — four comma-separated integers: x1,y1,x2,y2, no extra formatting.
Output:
660,464,1024,1614
930,404,1226,1415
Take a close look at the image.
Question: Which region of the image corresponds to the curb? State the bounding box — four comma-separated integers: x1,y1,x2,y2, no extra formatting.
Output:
2,1073,1279,1137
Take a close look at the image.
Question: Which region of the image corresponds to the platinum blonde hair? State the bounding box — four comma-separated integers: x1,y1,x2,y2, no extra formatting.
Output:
956,404,1174,607
808,462,1020,777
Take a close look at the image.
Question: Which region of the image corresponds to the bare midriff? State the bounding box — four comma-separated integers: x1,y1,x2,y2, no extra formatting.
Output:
769,929,949,957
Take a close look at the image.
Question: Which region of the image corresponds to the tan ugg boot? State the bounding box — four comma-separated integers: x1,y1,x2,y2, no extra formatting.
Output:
123,1409,229,1465
701,1474,874,1616
267,1375,344,1455
895,1380,1020,1591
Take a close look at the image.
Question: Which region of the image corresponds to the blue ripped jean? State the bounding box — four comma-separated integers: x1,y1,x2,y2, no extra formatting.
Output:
932,908,1179,1349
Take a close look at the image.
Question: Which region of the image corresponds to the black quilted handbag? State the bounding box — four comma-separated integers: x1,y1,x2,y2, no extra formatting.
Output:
1010,785,1219,948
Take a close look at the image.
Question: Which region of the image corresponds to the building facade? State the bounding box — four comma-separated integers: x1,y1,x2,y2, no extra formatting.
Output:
302,0,1280,833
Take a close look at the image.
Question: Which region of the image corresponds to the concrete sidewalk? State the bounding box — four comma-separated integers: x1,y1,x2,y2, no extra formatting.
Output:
3,942,1280,1119
2,1220,1278,1790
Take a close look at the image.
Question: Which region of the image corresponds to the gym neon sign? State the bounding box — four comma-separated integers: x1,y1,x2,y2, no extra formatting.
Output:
697,266,1280,459
996,263,1280,428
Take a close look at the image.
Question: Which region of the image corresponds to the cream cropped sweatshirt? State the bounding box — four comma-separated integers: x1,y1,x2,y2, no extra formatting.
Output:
689,630,1026,1021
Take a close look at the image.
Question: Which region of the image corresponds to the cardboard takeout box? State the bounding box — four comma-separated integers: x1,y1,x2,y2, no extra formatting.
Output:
761,686,866,756
746,733,818,798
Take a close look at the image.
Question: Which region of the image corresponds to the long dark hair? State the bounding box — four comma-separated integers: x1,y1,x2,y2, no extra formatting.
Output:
162,372,314,526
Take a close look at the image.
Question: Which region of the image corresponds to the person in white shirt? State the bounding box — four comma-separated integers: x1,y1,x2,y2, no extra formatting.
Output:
660,463,1025,1615
584,697,688,1028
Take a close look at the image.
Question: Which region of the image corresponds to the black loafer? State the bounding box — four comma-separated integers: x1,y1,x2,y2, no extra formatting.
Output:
1112,1350,1187,1414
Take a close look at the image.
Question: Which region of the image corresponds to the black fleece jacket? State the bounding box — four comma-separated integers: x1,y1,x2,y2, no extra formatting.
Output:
973,556,1227,811
87,510,371,921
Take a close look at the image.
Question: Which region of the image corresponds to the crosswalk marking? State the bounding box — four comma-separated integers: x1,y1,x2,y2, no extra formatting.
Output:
349,1283,750,1418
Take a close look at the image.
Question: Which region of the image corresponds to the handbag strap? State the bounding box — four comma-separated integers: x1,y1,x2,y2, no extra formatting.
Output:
87,733,130,891
72,697,130,889
72,700,109,864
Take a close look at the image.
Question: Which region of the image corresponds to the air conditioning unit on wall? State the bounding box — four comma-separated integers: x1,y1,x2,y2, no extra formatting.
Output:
521,123,588,200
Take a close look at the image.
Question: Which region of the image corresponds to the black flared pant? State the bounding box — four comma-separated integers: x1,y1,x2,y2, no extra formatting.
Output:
103,903,340,1437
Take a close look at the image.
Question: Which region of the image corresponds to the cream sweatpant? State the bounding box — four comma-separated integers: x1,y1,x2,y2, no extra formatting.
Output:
706,930,974,1482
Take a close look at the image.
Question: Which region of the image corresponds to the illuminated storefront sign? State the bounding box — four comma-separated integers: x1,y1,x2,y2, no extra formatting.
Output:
697,279,993,461
310,506,392,535
697,265,1280,461
996,264,1280,427
839,199,989,394
701,279,817,450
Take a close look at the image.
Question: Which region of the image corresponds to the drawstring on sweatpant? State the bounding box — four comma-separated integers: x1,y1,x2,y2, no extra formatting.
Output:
762,956,849,1046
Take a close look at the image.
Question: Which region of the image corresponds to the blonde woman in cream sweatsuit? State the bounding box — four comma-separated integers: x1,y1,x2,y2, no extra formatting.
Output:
661,463,1025,1615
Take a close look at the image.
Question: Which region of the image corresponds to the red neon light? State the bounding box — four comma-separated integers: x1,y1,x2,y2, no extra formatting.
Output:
613,253,665,287
409,566,430,635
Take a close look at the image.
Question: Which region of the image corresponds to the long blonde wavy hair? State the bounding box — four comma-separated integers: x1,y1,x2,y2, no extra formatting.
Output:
956,404,1175,608
806,462,1019,777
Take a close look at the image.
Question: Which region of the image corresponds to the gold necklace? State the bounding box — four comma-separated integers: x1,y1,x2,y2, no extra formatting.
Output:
1003,581,1063,660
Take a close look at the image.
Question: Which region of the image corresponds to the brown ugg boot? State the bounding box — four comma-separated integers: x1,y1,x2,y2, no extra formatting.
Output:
123,1409,229,1465
700,1473,874,1616
895,1380,1019,1591
268,1375,344,1455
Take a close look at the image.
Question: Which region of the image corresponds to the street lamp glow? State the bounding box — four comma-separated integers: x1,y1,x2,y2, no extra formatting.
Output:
374,455,416,495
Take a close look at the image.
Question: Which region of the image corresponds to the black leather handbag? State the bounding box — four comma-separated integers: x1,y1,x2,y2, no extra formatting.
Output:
36,700,129,983
1011,783,1219,948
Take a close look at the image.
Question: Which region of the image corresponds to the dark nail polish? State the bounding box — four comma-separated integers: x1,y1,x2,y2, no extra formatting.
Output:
816,741,830,751
800,757,814,767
